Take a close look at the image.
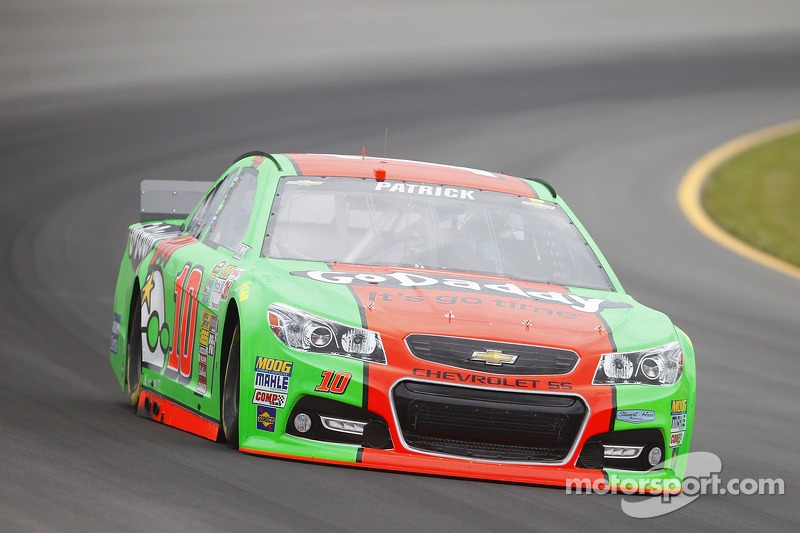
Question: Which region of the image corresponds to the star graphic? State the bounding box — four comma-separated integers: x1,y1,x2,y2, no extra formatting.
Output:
141,273,155,310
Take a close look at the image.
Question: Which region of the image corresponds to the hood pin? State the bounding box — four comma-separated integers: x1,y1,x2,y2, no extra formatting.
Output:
444,310,455,322
522,319,533,330
595,325,605,335
365,302,375,311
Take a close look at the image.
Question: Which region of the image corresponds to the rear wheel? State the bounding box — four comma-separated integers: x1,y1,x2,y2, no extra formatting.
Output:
222,325,241,448
125,295,142,407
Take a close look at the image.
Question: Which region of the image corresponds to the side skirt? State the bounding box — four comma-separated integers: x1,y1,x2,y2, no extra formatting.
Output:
137,388,221,441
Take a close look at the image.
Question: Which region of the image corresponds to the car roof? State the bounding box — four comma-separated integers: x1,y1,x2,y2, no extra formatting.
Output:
279,153,543,198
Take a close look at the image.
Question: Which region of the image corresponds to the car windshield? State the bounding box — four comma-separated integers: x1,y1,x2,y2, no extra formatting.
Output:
263,176,612,290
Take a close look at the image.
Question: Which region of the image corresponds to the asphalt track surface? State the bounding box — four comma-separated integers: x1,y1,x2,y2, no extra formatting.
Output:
2,10,800,533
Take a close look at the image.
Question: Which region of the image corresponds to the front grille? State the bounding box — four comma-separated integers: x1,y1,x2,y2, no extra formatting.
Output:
393,382,586,462
406,335,578,375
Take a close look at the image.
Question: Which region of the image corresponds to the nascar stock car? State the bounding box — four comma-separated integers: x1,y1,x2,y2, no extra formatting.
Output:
109,151,695,490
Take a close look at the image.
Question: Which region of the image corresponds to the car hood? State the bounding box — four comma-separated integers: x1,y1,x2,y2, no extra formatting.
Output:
254,261,678,354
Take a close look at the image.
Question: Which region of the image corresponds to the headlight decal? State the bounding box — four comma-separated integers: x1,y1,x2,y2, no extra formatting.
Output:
268,303,387,364
593,342,682,386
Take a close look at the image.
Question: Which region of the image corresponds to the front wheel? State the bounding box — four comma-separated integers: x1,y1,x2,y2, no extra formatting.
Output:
222,325,241,448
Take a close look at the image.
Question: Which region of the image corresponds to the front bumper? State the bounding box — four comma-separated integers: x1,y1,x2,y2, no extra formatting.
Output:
238,339,695,491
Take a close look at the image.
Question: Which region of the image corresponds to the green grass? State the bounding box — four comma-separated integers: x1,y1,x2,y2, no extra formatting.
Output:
703,130,800,267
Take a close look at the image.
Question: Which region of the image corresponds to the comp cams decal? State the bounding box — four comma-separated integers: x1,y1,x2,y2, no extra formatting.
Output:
252,390,287,408
291,270,629,313
254,357,292,393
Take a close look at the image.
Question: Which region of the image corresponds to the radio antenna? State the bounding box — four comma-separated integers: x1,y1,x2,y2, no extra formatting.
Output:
373,128,389,182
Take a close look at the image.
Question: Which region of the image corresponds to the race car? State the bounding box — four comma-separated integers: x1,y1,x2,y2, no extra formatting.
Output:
109,151,695,491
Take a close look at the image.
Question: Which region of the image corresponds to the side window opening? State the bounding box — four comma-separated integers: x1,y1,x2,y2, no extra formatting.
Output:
206,168,258,251
185,179,228,238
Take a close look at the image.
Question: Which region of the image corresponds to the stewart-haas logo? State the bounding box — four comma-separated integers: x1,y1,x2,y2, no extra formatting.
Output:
291,270,631,313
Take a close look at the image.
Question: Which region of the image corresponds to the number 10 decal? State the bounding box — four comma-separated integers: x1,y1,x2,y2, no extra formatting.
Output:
315,371,352,394
167,262,204,385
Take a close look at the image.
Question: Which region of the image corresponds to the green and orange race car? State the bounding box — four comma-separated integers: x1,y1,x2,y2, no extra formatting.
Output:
109,152,695,491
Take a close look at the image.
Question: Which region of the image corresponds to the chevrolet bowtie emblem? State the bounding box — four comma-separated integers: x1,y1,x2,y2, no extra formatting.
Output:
470,349,518,366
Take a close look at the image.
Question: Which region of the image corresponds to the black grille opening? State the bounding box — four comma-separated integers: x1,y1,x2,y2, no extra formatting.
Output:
406,335,578,375
393,382,586,462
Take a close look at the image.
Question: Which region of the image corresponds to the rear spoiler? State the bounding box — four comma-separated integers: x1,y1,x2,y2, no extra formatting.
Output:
140,180,212,222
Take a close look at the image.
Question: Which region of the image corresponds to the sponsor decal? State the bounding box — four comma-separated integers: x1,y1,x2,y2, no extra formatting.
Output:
128,222,182,270
256,406,277,432
207,265,245,310
255,356,293,374
671,399,687,412
671,399,687,432
221,279,234,300
254,373,290,392
239,281,252,301
361,290,579,319
210,261,226,280
234,243,251,260
252,390,287,408
616,410,656,424
470,349,517,366
286,179,324,186
669,399,688,449
110,313,122,354
210,278,225,310
374,180,477,200
254,357,293,393
194,310,218,396
412,368,571,390
292,271,629,313
522,198,556,210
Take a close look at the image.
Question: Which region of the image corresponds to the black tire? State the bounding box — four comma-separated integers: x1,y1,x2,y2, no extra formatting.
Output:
222,325,241,448
125,295,142,408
